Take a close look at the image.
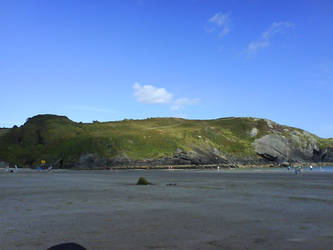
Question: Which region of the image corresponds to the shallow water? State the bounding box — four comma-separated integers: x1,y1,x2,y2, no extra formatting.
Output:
311,166,333,172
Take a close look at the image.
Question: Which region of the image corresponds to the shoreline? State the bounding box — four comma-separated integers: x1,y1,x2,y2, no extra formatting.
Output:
8,161,333,171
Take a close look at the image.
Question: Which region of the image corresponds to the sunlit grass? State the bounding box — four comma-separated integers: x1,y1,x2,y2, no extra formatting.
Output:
0,114,331,166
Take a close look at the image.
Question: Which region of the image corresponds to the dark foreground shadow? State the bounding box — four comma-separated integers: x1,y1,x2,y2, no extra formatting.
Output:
47,242,87,250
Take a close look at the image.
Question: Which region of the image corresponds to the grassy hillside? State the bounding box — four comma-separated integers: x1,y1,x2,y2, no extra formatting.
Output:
0,128,9,137
0,114,332,166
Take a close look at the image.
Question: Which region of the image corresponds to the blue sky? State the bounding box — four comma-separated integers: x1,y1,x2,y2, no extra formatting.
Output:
1,0,333,137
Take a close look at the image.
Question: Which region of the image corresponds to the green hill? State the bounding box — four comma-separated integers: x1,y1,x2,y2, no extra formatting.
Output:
0,114,332,168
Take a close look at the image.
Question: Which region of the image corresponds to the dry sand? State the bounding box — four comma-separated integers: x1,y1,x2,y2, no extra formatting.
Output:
0,168,333,250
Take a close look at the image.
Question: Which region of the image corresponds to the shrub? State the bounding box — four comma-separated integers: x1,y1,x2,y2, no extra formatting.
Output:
136,177,151,185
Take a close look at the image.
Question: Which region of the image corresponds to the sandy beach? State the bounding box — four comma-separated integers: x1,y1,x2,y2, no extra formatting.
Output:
1,168,333,250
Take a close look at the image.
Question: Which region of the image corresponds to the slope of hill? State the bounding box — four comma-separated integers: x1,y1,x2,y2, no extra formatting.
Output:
0,114,332,168
0,128,9,137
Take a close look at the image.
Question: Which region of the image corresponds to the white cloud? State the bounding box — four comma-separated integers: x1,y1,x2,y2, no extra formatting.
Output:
133,82,199,111
248,22,295,54
133,82,173,104
206,12,231,37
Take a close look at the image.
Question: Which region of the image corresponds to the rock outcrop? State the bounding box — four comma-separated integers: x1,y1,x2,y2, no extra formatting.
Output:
252,132,320,163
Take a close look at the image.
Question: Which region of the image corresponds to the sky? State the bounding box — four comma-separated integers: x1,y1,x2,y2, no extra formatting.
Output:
1,0,333,138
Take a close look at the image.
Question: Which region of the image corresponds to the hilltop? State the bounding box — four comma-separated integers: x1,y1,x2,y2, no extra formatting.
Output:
0,114,332,168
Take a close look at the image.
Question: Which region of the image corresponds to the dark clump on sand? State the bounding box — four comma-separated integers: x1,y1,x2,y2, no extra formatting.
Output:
136,177,151,185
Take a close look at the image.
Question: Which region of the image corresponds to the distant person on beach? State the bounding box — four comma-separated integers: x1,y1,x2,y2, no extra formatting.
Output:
295,167,301,175
309,165,313,171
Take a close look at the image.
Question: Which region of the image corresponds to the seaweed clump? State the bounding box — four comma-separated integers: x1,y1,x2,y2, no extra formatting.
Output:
136,177,151,185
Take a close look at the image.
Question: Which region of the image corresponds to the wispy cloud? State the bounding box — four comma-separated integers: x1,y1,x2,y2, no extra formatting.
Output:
248,22,295,54
133,82,199,111
205,12,231,37
171,97,200,111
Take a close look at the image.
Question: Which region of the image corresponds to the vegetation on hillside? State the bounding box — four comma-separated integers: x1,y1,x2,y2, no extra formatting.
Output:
0,128,9,137
0,114,332,166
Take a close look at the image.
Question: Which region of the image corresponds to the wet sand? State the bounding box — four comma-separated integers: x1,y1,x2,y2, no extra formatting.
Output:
1,168,333,250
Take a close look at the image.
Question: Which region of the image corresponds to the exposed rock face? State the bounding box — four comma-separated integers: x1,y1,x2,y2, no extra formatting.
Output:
73,147,264,169
72,147,231,169
107,154,132,166
76,153,106,169
253,132,321,163
250,128,258,137
253,134,289,162
320,148,333,162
